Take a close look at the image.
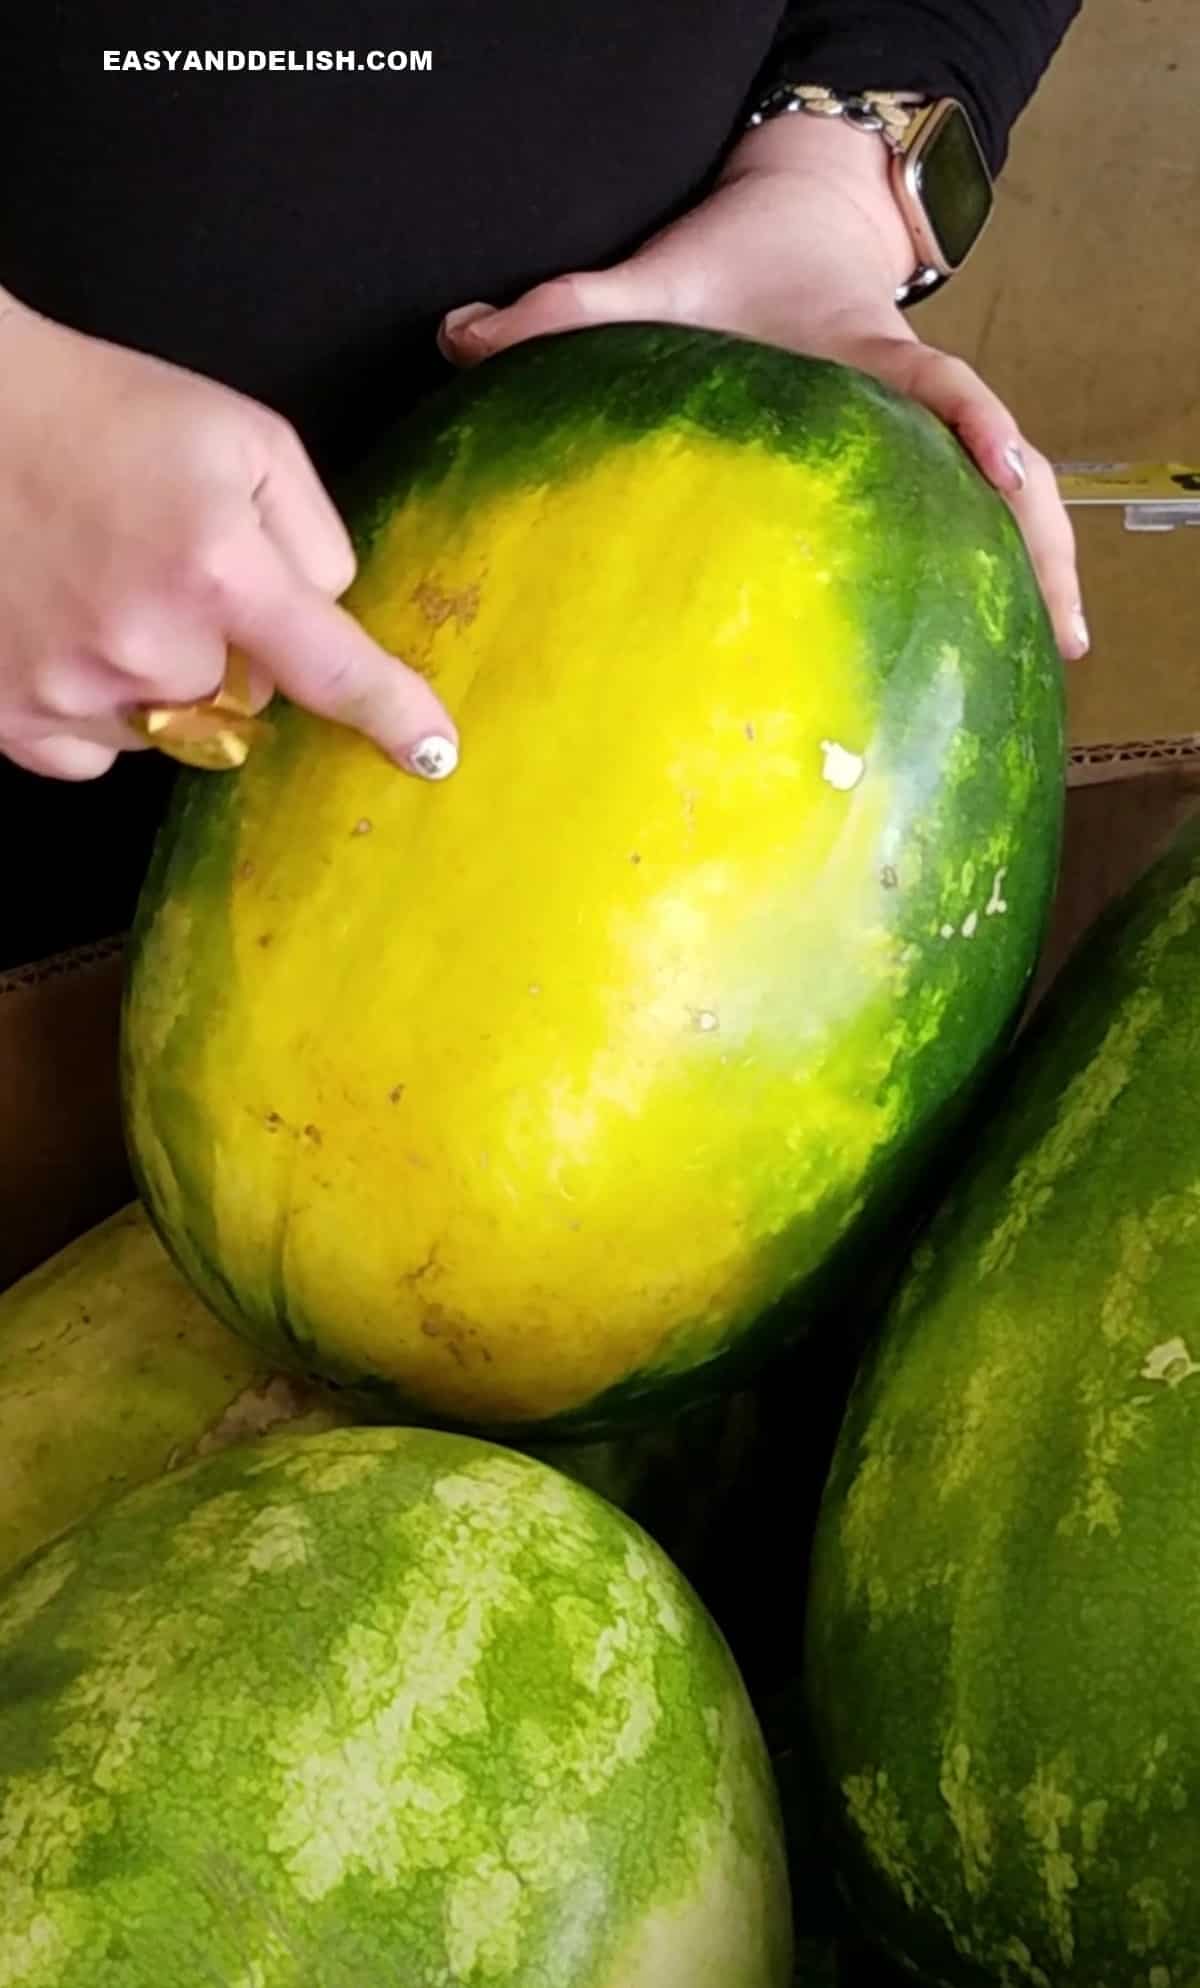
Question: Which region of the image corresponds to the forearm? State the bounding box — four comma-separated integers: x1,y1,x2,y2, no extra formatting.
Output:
751,0,1084,173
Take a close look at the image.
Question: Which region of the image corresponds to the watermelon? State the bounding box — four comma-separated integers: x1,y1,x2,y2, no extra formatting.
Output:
0,1202,346,1581
0,1424,792,1985
0,1201,758,1589
805,819,1200,1984
122,322,1064,1440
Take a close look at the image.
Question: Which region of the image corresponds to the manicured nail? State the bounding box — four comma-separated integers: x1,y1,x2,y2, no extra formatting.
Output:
407,735,459,781
1003,442,1027,490
440,302,497,342
1071,606,1090,656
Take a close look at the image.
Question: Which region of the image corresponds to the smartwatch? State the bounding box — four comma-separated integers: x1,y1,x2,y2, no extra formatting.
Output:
745,85,995,306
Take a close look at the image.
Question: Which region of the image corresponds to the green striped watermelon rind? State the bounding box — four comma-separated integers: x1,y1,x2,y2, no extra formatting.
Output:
0,1422,793,1988
804,818,1200,1985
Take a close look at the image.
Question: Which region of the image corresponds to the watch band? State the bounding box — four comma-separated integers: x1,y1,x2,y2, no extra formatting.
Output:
744,84,941,305
746,83,928,145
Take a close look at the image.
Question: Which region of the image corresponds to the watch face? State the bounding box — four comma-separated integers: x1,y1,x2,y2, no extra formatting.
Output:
909,102,993,270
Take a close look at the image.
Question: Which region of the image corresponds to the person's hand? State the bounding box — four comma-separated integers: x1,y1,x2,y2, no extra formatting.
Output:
438,116,1086,663
0,295,458,781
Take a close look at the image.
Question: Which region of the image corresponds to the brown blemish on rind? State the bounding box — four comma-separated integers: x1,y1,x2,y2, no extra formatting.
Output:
404,1246,441,1290
419,1304,493,1367
412,578,481,630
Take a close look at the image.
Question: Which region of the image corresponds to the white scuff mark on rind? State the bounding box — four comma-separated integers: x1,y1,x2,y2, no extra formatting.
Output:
940,924,956,941
986,867,1009,916
820,740,865,792
690,1009,720,1034
961,911,979,939
1142,1338,1200,1388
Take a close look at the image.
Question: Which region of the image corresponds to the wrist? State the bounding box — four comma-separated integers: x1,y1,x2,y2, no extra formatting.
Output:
720,115,917,297
0,286,45,355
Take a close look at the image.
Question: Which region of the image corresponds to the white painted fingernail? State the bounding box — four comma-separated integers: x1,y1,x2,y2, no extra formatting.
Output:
442,302,496,334
407,735,459,781
438,303,498,358
1003,442,1027,490
1072,606,1090,655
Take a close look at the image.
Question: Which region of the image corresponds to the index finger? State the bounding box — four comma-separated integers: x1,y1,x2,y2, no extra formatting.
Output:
225,539,460,778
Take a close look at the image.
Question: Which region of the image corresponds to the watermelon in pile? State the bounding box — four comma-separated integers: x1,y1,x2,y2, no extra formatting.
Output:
123,323,1062,1439
0,1428,792,1985
806,824,1200,1983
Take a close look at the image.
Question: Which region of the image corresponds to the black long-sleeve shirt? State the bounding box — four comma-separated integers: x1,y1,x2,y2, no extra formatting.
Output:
1,1,1081,965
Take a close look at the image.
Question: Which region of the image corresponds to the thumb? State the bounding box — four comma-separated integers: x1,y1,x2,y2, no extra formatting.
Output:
227,540,459,779
438,268,653,368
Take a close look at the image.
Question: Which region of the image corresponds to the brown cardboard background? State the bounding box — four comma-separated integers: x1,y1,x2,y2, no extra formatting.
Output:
0,943,132,1287
917,0,1200,757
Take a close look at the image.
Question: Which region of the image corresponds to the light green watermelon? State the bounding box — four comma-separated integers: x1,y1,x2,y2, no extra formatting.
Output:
805,818,1200,1984
0,1424,792,1986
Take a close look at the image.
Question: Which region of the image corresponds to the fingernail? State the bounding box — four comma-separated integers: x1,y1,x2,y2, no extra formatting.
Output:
407,735,459,781
1071,606,1090,656
439,302,497,347
1003,442,1027,490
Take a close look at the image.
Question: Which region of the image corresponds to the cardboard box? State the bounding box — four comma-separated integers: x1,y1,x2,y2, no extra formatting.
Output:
1056,483,1200,787
917,0,1200,782
0,941,132,1289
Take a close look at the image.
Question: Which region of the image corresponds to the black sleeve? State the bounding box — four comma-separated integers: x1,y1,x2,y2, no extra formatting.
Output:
751,0,1084,173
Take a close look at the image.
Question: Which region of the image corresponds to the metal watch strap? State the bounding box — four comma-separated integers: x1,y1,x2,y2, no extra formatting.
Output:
746,83,927,144
744,84,937,304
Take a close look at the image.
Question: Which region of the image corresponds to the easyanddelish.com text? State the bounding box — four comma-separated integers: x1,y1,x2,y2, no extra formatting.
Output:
102,50,434,74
